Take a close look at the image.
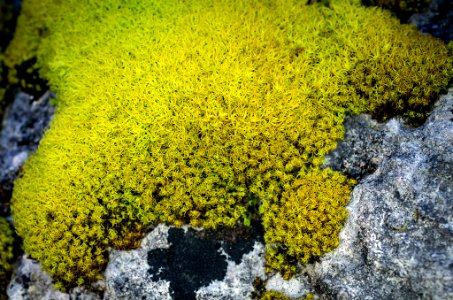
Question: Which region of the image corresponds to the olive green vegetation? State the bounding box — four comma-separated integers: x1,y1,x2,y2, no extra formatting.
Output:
0,0,16,112
260,291,290,300
0,218,14,298
5,0,452,288
260,291,314,300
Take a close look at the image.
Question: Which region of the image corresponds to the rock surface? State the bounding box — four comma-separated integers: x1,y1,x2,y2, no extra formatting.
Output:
105,224,265,300
319,88,453,299
409,0,453,43
0,91,55,214
7,256,101,300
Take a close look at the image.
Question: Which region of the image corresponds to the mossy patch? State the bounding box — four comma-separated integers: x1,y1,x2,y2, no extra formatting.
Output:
0,218,14,298
6,0,452,288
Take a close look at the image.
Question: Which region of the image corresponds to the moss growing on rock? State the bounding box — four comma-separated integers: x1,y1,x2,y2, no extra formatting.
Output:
6,0,452,288
0,218,14,298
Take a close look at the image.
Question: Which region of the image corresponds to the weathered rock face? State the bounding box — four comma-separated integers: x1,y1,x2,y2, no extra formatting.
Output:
318,88,453,299
0,91,55,214
7,256,101,300
410,0,453,43
105,224,265,300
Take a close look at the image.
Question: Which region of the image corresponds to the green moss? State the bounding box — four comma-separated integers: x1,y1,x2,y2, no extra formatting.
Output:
0,218,14,298
262,169,355,278
260,291,292,300
6,0,452,288
260,291,314,300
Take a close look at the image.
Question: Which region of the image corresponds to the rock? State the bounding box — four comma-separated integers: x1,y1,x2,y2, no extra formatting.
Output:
104,224,173,300
106,223,265,300
7,256,101,300
195,242,266,300
316,89,453,299
409,0,453,43
265,273,312,299
0,91,55,214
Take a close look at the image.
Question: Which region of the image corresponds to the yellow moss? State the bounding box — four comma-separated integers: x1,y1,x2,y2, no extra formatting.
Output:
262,168,355,278
260,291,314,300
261,290,292,300
0,218,14,297
6,0,452,287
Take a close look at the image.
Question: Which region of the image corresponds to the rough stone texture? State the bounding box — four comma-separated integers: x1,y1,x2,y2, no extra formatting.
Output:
7,256,101,300
104,223,172,300
265,273,312,299
409,0,453,43
0,91,55,214
196,242,266,300
318,88,453,299
106,224,265,300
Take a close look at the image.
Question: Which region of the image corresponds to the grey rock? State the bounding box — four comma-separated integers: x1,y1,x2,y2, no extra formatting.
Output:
196,242,266,300
7,256,101,300
409,0,453,43
104,223,172,300
105,224,267,300
316,89,453,299
0,91,55,213
265,273,312,299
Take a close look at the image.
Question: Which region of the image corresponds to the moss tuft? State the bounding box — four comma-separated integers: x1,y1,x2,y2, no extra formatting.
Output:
262,169,355,278
6,0,452,288
0,218,14,298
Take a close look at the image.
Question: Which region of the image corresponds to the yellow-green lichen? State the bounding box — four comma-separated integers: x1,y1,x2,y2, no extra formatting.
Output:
6,0,452,288
0,218,14,298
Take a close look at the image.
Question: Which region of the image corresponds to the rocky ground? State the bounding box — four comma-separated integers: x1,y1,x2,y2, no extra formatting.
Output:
0,0,452,299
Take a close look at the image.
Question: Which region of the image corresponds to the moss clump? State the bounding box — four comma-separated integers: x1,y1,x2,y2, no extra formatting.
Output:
0,218,14,298
260,291,314,300
260,291,292,300
6,0,452,288
262,169,355,278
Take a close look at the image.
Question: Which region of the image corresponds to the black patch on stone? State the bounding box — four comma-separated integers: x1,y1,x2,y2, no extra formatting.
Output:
147,224,263,300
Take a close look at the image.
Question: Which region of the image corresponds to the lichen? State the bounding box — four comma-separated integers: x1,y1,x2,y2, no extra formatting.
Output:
6,0,452,288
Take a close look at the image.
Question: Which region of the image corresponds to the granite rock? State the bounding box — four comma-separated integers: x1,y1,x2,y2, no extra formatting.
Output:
0,91,55,213
409,0,453,43
105,224,266,300
7,256,101,300
317,88,453,299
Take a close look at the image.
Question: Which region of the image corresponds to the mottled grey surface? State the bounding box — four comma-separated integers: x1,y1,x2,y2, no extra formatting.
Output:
317,89,453,299
7,256,101,300
105,224,267,300
409,0,453,43
0,91,55,213
195,242,266,300
104,223,172,300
